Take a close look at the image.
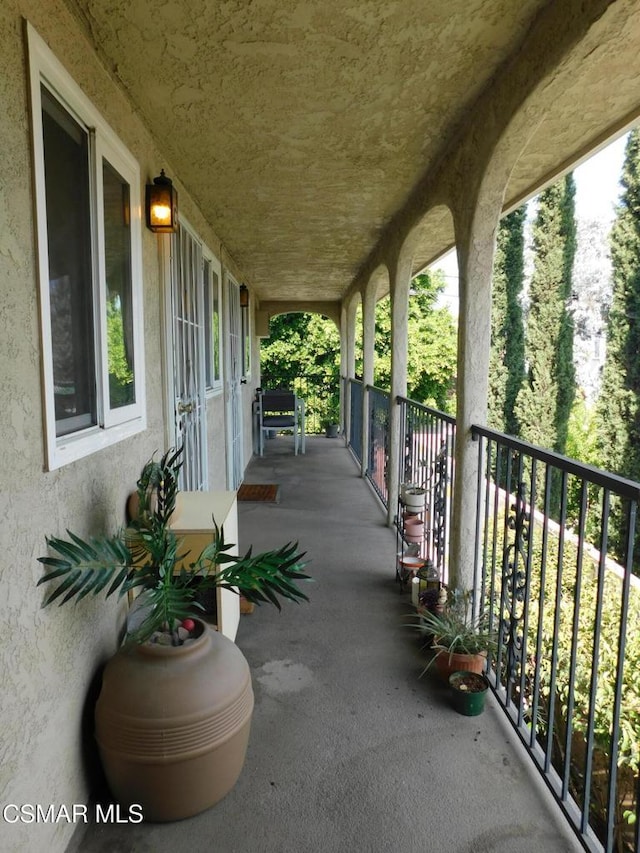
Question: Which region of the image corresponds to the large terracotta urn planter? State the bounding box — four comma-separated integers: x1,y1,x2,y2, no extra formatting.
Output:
95,619,254,822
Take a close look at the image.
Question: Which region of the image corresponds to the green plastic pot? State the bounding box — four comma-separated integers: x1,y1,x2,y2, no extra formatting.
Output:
449,670,489,716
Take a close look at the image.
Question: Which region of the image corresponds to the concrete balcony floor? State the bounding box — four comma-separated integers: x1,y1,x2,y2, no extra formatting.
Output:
75,436,582,853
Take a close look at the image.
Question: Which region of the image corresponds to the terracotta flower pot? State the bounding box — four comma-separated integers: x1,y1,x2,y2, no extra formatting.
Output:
434,649,487,682
398,555,426,574
402,510,419,522
95,619,254,822
403,517,424,545
404,533,424,543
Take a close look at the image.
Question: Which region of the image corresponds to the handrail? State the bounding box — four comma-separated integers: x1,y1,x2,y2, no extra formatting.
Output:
472,423,640,499
347,378,364,464
367,386,391,506
472,423,640,853
365,382,390,396
396,394,457,425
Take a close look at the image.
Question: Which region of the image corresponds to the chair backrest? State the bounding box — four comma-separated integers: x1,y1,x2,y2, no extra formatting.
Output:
260,391,296,413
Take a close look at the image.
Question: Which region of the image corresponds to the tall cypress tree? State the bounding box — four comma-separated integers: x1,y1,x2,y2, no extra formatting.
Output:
594,129,640,562
596,129,640,481
489,207,526,435
515,174,577,454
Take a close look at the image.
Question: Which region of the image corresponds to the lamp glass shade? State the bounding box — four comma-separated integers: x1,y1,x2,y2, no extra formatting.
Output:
239,285,249,308
146,171,178,233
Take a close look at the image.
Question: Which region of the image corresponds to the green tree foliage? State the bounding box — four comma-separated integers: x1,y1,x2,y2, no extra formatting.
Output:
261,273,457,428
107,297,134,407
515,174,577,453
488,208,526,435
594,128,640,562
358,270,457,412
595,128,640,482
260,312,340,389
260,312,341,430
486,494,640,849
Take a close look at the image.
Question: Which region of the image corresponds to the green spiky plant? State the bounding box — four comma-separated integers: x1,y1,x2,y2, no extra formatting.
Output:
37,447,310,643
410,588,497,676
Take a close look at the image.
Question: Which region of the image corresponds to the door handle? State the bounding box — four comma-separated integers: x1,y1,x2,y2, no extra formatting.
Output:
178,400,194,415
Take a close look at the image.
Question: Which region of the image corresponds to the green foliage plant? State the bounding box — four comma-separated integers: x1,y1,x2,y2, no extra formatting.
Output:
515,174,577,455
320,395,340,429
260,312,340,433
484,491,640,848
594,127,640,565
412,588,497,675
357,271,457,413
106,298,134,407
489,208,526,436
37,447,310,644
259,274,457,426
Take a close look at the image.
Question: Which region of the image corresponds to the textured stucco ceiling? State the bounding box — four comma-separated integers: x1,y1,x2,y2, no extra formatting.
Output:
65,0,640,303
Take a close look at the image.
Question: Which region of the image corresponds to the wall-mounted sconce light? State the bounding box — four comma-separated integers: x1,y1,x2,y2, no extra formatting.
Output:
239,284,249,308
145,169,178,233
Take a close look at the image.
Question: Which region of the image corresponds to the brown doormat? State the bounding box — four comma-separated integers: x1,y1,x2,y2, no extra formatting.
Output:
237,483,280,503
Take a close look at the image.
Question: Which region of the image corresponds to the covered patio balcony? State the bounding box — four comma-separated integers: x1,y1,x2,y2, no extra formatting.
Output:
73,436,583,853
4,3,640,853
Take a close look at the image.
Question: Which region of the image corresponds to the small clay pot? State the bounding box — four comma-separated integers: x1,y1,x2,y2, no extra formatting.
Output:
404,517,424,543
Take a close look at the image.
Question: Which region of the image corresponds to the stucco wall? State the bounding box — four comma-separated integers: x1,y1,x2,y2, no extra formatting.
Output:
0,4,240,851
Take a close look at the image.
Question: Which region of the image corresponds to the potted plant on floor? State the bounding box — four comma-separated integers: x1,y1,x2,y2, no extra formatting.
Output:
321,396,340,438
413,589,496,682
37,446,310,822
449,670,490,716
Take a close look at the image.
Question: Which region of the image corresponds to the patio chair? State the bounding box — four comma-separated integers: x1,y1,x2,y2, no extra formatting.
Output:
257,390,306,456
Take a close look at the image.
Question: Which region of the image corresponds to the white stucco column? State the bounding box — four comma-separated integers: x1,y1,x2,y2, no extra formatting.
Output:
449,209,500,591
341,299,358,444
387,258,412,526
361,282,376,477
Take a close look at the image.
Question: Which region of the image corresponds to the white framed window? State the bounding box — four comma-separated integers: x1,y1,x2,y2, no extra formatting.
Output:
27,24,146,469
203,252,223,394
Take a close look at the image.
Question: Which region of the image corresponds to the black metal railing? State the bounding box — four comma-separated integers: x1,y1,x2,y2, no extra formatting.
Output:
367,385,391,505
285,373,339,434
398,397,456,584
317,377,640,851
348,378,363,463
472,425,640,853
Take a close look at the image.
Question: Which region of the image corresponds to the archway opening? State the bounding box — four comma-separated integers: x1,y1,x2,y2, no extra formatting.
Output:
259,311,341,434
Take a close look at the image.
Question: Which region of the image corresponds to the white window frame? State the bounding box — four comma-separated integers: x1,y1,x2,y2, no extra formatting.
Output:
27,23,146,470
203,248,224,396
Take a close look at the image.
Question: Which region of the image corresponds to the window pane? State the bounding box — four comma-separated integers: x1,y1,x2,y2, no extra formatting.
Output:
242,308,250,378
41,86,96,436
212,270,221,383
203,259,213,388
203,263,221,389
103,158,135,408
